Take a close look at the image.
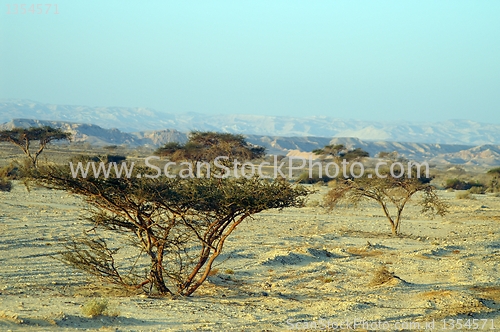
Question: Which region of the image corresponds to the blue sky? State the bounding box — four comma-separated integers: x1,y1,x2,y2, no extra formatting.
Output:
1,1,499,123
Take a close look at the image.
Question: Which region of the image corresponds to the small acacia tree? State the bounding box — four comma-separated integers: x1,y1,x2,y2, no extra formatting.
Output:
33,132,308,296
0,126,71,168
324,167,448,236
313,144,369,161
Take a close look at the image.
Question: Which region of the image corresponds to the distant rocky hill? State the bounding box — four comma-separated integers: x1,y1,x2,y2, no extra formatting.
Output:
2,99,500,145
2,118,500,166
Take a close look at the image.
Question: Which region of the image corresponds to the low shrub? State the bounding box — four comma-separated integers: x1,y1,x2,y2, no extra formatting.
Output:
0,177,12,192
296,171,334,184
445,178,484,191
445,178,471,190
369,266,395,286
81,298,118,318
0,162,28,180
469,186,485,194
456,191,474,200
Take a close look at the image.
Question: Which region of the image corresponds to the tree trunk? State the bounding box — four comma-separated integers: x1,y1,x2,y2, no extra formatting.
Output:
150,259,172,295
391,223,398,236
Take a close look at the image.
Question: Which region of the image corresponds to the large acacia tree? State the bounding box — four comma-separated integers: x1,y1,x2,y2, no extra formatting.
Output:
33,132,308,296
155,131,265,163
0,126,71,167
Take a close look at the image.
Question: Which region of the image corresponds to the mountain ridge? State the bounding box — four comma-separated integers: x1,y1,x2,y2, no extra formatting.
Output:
1,99,499,145
1,118,499,166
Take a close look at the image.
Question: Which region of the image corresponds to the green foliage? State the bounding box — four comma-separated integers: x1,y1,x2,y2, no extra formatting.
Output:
377,151,400,160
154,132,265,163
487,167,500,176
486,167,500,193
313,144,345,156
296,171,333,184
312,144,369,161
69,154,126,164
104,155,126,163
343,148,370,160
444,178,481,190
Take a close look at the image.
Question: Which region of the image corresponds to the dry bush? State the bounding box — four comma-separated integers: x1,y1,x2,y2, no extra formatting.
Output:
419,289,453,299
469,186,485,194
317,276,333,283
296,171,333,184
456,191,475,200
305,199,322,208
368,266,395,286
208,268,219,277
346,247,383,257
81,298,119,318
0,176,12,192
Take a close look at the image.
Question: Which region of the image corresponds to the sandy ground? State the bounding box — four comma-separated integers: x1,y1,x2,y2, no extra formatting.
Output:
0,182,499,331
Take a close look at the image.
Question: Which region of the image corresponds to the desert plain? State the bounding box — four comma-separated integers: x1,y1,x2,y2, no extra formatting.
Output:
0,174,499,331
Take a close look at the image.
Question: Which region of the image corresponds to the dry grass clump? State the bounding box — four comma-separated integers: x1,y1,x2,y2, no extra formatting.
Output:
81,298,119,318
455,191,475,200
208,268,219,276
317,276,334,283
368,266,395,286
306,199,322,207
470,285,500,301
346,247,383,257
0,310,22,324
469,186,485,194
419,289,453,299
0,176,12,192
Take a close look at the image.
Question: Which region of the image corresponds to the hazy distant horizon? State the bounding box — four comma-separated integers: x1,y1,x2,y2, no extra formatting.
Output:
1,1,499,124
1,98,498,126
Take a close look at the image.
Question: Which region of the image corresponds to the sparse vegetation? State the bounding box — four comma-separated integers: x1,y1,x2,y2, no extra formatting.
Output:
324,166,448,235
486,167,500,193
313,144,369,162
468,186,485,194
0,126,71,168
296,171,333,184
317,275,333,283
369,266,395,286
81,298,118,318
154,131,265,163
0,176,12,192
32,133,308,297
444,178,484,191
456,190,475,200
